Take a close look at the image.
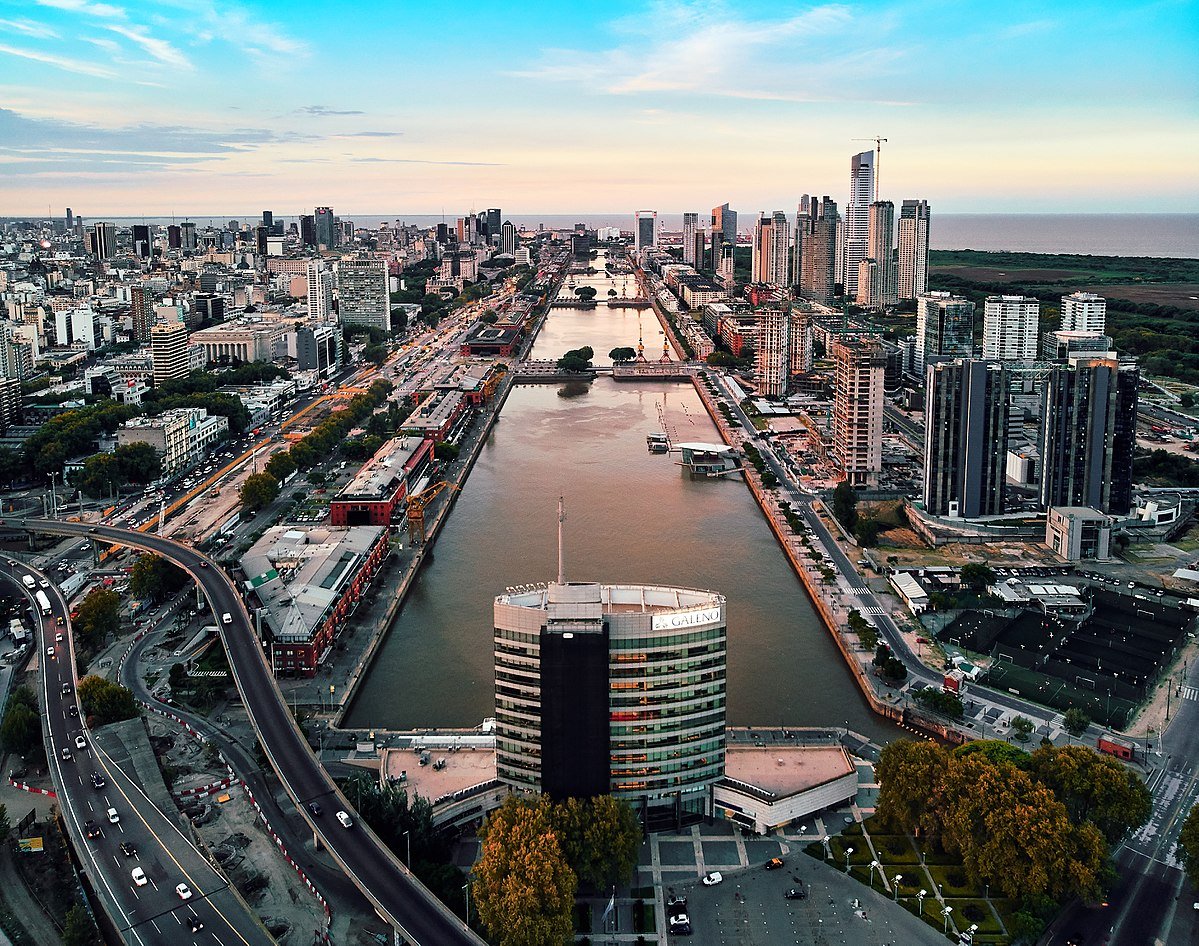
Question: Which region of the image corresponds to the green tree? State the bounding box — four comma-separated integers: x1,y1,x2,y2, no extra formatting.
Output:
479,311,499,325
129,553,189,602
264,451,297,482
0,700,40,757
74,453,123,499
876,740,951,836
474,795,577,946
1011,715,1035,743
363,343,390,366
1063,707,1092,737
433,441,460,462
552,796,641,891
1179,805,1199,887
608,347,637,362
239,472,280,512
1178,391,1195,411
0,802,10,839
77,676,139,725
1028,744,1151,845
0,448,24,487
62,904,98,946
960,562,997,594
73,588,121,651
953,739,1031,769
114,441,162,483
575,286,597,301
168,663,188,691
831,481,858,532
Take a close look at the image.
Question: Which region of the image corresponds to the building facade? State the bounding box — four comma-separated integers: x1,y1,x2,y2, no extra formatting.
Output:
307,261,334,321
337,253,390,331
842,150,875,296
794,195,838,303
915,292,975,374
982,295,1040,361
856,200,896,309
1060,292,1106,333
150,320,189,387
635,211,657,254
832,336,885,488
897,199,930,300
755,308,790,398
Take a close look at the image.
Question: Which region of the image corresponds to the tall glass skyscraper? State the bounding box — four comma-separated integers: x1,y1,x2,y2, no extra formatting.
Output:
842,151,875,295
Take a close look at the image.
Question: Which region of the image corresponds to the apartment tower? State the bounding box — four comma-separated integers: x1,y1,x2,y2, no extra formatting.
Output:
897,199,930,300
842,151,876,296
832,336,885,487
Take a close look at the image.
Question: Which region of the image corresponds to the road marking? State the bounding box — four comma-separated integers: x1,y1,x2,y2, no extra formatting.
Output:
1180,685,1199,701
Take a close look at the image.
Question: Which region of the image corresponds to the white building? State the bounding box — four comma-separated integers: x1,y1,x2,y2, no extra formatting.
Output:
337,253,390,331
682,212,700,266
307,261,334,321
1060,292,1106,334
842,150,875,296
755,308,790,399
634,211,657,254
982,295,1040,362
897,199,930,300
116,407,229,477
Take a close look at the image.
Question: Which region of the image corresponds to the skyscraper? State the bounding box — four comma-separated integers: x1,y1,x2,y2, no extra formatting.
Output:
915,292,975,374
856,201,896,309
794,196,838,303
832,336,885,488
923,360,1010,518
1060,292,1107,333
842,150,875,296
751,213,789,285
150,320,189,388
501,220,517,256
167,225,181,250
130,285,153,342
751,214,771,283
710,203,736,268
92,222,117,260
494,579,726,825
1039,355,1138,515
299,214,315,248
179,221,197,251
131,224,151,259
337,253,389,332
789,311,813,375
897,199,930,300
982,295,1040,361
755,308,790,398
485,209,502,245
314,207,336,250
262,210,274,232
307,261,334,321
634,211,657,253
682,212,700,266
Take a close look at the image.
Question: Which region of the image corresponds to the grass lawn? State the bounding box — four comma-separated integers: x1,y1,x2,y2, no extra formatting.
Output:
946,898,1004,935
925,864,977,898
827,836,873,866
870,834,922,865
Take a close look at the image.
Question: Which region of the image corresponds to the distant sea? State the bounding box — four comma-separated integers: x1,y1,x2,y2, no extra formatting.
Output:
33,212,1199,259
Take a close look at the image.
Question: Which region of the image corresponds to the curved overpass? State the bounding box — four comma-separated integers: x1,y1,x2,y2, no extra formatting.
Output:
13,518,482,946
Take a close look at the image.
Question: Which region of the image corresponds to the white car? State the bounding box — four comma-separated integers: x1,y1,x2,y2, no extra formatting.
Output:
131,867,148,887
55,633,63,643
702,872,723,886
74,735,86,750
336,810,353,828
107,807,120,824
176,883,193,900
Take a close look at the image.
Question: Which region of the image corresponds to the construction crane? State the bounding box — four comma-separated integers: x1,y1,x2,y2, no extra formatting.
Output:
405,481,459,547
853,135,888,197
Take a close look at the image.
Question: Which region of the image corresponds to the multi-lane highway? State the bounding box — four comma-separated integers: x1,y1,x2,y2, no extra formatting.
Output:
1,556,272,946
12,518,482,946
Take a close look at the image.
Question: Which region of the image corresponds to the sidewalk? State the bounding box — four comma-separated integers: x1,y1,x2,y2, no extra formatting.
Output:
0,841,61,945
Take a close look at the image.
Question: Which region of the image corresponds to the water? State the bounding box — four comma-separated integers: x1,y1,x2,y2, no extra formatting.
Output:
346,255,894,739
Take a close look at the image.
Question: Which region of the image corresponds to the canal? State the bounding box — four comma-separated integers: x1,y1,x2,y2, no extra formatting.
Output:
346,254,896,741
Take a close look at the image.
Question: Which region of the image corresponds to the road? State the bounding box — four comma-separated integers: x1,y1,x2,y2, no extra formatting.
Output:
11,518,482,946
1,557,272,946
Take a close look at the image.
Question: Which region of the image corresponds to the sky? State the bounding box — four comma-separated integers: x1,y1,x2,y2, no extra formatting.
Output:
0,0,1196,216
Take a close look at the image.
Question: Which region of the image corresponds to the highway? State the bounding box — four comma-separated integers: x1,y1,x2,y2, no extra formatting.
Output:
1,556,271,946
11,518,483,946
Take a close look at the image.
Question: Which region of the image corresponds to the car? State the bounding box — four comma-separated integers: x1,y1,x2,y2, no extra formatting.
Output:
37,578,49,589
199,561,208,569
785,887,807,900
668,913,692,935
61,683,71,695
84,820,102,839
68,705,78,718
89,527,97,534
702,872,723,886
91,773,105,789
74,735,87,750
188,915,204,933
119,841,137,857
60,747,72,761
46,646,54,658
765,857,785,870
55,633,63,643
666,896,687,919
176,883,193,900
107,807,120,824
221,612,233,625
307,802,322,816
131,867,148,887
56,615,64,625
335,810,353,828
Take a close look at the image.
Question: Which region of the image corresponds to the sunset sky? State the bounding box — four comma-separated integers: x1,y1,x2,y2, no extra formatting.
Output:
1,0,1196,216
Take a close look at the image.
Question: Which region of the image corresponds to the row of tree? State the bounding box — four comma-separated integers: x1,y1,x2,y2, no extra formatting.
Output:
556,346,594,373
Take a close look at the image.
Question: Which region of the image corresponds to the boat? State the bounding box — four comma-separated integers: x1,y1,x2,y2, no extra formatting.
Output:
675,442,742,476
647,431,669,453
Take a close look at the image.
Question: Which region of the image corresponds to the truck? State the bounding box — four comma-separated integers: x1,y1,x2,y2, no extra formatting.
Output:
943,669,967,694
34,590,52,617
1097,734,1137,761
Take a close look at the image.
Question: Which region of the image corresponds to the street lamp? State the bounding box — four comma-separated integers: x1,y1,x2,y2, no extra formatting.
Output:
869,859,880,887
463,882,470,926
403,830,411,867
892,874,903,901
845,846,854,873
942,905,953,933
917,889,927,914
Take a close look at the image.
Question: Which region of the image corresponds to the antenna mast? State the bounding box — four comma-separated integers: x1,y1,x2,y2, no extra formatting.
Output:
557,496,566,585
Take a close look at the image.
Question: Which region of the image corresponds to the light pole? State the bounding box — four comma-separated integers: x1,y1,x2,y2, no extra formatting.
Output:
942,905,953,933
869,859,880,887
892,874,902,901
845,846,853,873
462,882,470,926
403,830,411,868
917,889,927,915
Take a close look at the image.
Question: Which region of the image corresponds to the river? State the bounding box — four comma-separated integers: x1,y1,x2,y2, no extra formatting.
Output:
346,253,895,740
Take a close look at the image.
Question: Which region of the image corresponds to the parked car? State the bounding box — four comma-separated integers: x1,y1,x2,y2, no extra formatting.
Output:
765,857,785,870
702,872,723,886
120,842,137,857
785,887,807,900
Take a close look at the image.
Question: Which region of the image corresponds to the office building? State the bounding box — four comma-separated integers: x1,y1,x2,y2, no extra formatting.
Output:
923,360,1010,518
314,206,336,250
150,320,189,387
337,253,390,332
915,292,975,374
501,220,517,256
1060,292,1106,333
842,150,875,296
682,213,700,266
296,324,342,377
261,210,274,233
1039,355,1138,515
307,261,335,321
635,211,657,253
179,221,197,251
495,580,726,827
856,201,896,309
116,407,228,477
299,214,315,248
131,224,152,259
92,222,117,260
485,209,502,244
832,336,885,488
167,224,181,250
710,203,737,270
794,195,838,302
982,295,1040,361
130,285,154,342
1042,330,1114,361
756,308,790,398
897,199,930,300
191,320,287,364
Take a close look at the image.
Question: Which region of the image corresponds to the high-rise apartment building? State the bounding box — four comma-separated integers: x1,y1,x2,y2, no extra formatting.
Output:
789,310,812,374
842,151,875,296
755,308,790,398
1039,355,1138,515
500,220,517,256
92,222,117,260
832,336,885,488
923,360,1010,518
915,292,975,374
682,213,700,266
750,213,790,286
1060,292,1106,333
495,580,726,826
710,203,736,269
314,207,336,250
794,196,838,303
150,320,189,388
635,211,657,253
130,285,154,342
337,254,389,332
179,221,197,251
307,261,335,321
856,201,896,309
982,295,1040,361
897,199,930,300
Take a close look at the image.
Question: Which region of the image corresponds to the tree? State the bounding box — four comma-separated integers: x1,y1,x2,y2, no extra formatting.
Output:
0,802,9,839
114,441,161,484
168,663,188,691
1063,707,1091,737
0,700,40,757
480,311,499,325
1179,805,1199,887
960,562,997,595
552,796,641,891
1028,745,1151,845
433,441,459,462
474,795,577,946
831,481,858,532
73,588,121,651
608,347,637,362
363,343,390,366
62,904,98,946
77,676,139,725
129,553,188,602
264,451,296,482
239,472,279,512
875,740,950,836
1179,391,1196,411
954,739,1031,769
1011,715,1035,743
74,453,123,499
575,286,597,301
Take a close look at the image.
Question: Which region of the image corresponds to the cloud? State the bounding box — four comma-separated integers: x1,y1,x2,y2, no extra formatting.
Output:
34,0,126,19
104,23,191,69
298,105,364,117
351,157,504,166
0,18,61,39
80,36,121,53
0,42,115,78
334,131,403,138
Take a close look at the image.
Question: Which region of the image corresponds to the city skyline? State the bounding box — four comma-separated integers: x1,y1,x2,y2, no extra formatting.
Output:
1,0,1196,215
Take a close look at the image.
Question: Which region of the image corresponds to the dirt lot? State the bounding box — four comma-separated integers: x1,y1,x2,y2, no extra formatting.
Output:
932,265,1093,283
1087,282,1199,310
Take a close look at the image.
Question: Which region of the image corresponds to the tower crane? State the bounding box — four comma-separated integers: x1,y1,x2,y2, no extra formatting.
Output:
404,481,459,547
852,136,888,197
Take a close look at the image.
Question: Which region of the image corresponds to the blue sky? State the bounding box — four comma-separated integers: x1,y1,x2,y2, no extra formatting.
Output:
0,0,1196,215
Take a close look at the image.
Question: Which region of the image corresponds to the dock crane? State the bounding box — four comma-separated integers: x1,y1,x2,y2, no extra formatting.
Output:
405,481,459,547
853,135,888,197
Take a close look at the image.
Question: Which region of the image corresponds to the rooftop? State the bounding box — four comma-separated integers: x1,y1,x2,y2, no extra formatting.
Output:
723,745,855,798
338,436,425,501
381,746,497,804
498,581,724,614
